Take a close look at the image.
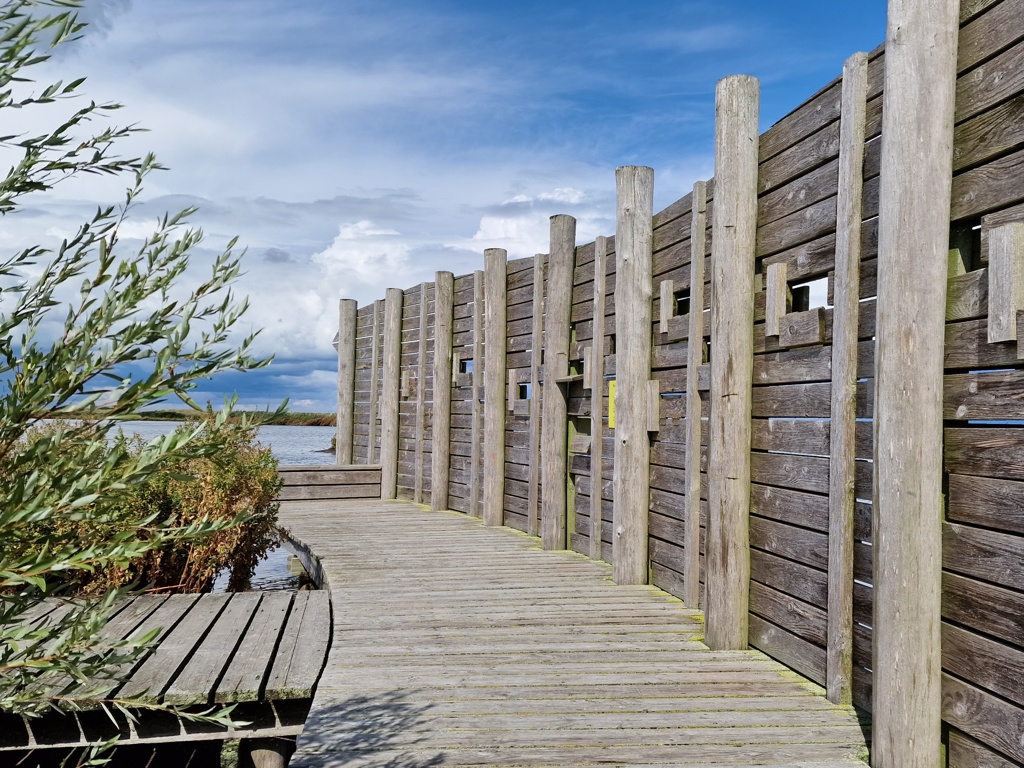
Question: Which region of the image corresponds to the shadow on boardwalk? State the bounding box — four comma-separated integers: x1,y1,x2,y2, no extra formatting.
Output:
295,689,445,768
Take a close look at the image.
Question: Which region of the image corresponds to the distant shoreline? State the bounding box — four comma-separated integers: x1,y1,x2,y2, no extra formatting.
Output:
67,410,338,427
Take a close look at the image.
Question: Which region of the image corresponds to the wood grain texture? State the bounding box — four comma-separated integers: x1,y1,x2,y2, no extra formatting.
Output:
414,282,429,503
431,272,454,512
764,262,788,338
379,289,404,499
684,182,708,609
871,1,958,764
986,222,1024,343
590,238,608,561
541,215,577,550
827,51,867,708
483,249,508,527
279,498,869,768
612,167,655,586
470,270,484,517
336,299,358,465
527,254,546,537
707,75,759,650
368,299,383,464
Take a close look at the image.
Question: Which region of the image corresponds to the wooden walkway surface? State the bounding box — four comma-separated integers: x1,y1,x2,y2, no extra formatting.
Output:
280,499,870,767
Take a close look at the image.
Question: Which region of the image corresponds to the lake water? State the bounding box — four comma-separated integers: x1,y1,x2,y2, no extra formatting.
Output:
115,420,337,466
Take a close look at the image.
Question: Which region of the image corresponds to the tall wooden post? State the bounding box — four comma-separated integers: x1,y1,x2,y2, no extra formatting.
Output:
589,237,608,561
707,75,759,650
483,249,508,527
336,299,358,466
827,51,868,707
414,282,429,503
612,166,654,586
470,270,484,517
683,182,708,607
431,271,455,512
527,254,546,537
872,0,958,763
368,299,383,464
541,215,577,550
379,287,404,499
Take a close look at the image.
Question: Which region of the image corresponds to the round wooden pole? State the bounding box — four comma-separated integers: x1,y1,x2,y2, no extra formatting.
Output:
483,248,508,527
541,215,577,550
706,74,759,651
431,272,455,512
872,0,959,763
379,287,404,499
336,298,358,466
612,166,654,586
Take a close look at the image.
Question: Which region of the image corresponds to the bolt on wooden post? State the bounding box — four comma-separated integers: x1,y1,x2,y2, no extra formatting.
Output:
431,271,455,512
379,287,404,499
872,0,958,763
482,248,508,527
706,74,759,650
612,165,654,586
541,215,577,550
336,298,358,466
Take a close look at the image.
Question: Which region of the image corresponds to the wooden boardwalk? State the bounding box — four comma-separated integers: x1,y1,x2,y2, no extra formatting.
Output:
280,499,870,767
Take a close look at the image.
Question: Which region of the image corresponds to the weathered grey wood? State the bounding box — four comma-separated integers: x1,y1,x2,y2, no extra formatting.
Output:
987,222,1024,343
541,215,577,550
118,594,228,703
612,167,654,586
164,592,263,706
368,299,383,464
470,270,484,517
872,0,959,764
659,278,674,334
527,255,545,536
683,181,708,609
265,591,331,700
239,738,294,768
483,249,508,527
281,498,868,767
215,591,294,703
432,272,454,512
336,299,358,465
764,262,788,338
590,237,608,561
414,283,429,503
826,51,868,708
707,75,759,650
379,288,404,500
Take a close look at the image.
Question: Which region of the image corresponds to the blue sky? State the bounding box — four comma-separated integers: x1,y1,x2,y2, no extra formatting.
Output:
12,0,888,412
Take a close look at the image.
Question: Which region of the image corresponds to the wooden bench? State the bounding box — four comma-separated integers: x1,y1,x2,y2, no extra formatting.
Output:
1,590,331,767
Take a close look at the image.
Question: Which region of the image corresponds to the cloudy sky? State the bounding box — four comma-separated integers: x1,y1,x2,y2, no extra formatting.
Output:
12,0,888,412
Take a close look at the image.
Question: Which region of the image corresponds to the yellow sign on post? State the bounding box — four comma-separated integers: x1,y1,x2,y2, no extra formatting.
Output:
608,379,616,429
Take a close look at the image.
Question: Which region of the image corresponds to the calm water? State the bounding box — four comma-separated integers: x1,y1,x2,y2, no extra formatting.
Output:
115,420,337,466
114,420,333,590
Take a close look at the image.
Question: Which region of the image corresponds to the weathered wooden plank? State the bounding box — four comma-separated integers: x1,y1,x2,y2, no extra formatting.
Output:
367,299,382,464
826,50,867,708
118,594,227,703
943,674,1024,764
947,729,1019,768
279,469,382,486
336,299,358,465
414,283,429,503
470,270,484,518
163,592,263,706
541,216,577,550
943,521,1024,589
483,249,508,527
431,272,454,512
707,75,759,651
871,0,958,762
215,591,294,703
589,239,608,560
265,591,331,700
527,255,545,537
278,484,382,501
612,166,654,586
945,428,1024,480
379,288,404,499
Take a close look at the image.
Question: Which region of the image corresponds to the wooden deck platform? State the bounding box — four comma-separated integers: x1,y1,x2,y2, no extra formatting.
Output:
280,499,870,767
1,590,331,754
